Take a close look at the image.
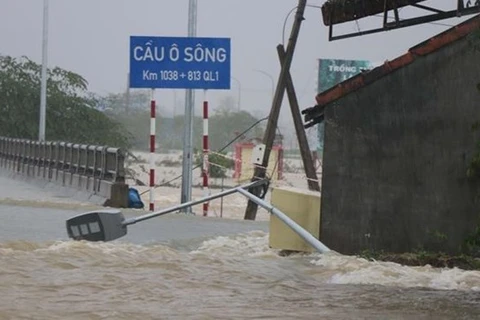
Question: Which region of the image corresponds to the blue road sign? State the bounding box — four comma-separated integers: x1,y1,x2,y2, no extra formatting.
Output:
129,36,231,90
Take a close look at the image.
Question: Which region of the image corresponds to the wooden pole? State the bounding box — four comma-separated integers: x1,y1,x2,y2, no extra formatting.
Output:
243,0,307,220
277,45,320,192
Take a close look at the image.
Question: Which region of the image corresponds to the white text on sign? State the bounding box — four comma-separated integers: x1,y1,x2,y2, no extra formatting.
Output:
142,70,220,82
134,42,228,64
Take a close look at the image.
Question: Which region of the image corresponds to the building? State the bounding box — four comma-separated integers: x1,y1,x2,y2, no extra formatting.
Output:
303,15,480,254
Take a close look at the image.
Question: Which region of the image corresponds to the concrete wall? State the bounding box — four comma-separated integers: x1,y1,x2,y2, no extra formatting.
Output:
321,37,480,254
269,186,321,253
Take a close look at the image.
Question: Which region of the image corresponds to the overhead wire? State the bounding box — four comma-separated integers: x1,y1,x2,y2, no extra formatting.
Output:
137,116,269,196
282,4,323,46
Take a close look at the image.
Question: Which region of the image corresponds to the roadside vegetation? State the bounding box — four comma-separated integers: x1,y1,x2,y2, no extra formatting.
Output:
0,54,264,154
0,55,129,147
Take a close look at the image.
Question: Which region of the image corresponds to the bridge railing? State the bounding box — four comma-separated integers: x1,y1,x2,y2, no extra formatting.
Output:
0,137,128,207
0,137,125,182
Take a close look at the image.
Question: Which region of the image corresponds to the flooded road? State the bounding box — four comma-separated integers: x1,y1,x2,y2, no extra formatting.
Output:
1,203,480,319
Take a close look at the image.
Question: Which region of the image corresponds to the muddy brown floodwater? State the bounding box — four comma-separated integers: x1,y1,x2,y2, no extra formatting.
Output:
0,204,479,320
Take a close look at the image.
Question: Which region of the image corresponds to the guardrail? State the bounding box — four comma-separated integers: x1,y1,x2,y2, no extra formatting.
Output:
0,137,128,207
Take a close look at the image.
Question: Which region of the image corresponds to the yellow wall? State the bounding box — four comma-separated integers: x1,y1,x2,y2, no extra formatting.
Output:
238,148,279,182
269,187,321,253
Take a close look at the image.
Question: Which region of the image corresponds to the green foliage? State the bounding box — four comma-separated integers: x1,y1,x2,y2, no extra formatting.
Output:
0,55,129,147
209,106,264,151
463,224,480,256
195,151,234,178
93,91,154,149
107,108,154,149
98,91,265,152
103,91,150,114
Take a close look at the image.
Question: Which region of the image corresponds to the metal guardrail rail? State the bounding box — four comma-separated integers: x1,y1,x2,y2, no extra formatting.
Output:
0,137,125,183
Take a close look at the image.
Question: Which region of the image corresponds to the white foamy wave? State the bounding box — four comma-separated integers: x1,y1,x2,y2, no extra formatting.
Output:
192,231,280,257
20,240,179,262
311,254,480,291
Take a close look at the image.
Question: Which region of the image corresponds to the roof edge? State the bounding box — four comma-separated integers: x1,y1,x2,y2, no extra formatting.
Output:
315,14,480,107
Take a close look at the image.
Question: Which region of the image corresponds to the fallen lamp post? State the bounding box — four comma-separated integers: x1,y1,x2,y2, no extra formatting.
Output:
66,179,330,254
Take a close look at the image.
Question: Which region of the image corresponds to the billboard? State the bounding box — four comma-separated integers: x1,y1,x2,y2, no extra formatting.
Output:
315,59,374,155
317,59,373,93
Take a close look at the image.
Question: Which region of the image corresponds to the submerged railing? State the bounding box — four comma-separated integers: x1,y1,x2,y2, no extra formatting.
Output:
0,136,128,207
0,137,125,182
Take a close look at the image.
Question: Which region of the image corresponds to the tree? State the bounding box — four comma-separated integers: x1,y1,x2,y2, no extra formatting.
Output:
215,95,237,115
194,151,234,178
99,90,179,150
0,55,129,147
208,107,265,151
102,91,150,114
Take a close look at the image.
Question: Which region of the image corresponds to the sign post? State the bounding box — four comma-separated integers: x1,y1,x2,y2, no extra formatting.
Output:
129,36,231,213
202,89,209,216
149,89,156,211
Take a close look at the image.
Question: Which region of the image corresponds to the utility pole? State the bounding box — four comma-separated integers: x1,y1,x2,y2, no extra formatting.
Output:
39,0,49,141
277,45,320,192
244,0,307,220
180,0,197,213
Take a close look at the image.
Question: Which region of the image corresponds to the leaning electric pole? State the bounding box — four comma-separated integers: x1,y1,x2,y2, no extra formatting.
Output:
244,0,308,220
180,0,198,213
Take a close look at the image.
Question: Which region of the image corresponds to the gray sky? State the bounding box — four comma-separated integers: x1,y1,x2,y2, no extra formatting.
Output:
0,0,473,142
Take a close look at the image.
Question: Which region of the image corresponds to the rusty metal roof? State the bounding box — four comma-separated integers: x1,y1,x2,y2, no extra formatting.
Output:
321,0,427,26
303,14,480,127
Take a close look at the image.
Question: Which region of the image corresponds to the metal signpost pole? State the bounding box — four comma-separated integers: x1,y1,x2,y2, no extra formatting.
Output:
180,0,198,213
202,89,210,216
39,0,49,141
149,89,156,211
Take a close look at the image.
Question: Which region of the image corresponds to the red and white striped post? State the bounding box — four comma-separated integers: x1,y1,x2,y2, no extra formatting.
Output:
149,89,156,211
202,89,209,217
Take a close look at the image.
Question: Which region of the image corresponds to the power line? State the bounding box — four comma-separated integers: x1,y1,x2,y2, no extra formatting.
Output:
138,116,269,196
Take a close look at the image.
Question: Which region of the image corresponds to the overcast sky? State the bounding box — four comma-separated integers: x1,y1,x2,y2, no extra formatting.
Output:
0,0,473,141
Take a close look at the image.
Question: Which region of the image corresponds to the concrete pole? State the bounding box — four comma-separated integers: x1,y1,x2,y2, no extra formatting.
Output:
277,45,320,192
180,0,197,214
39,0,49,141
244,0,307,220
